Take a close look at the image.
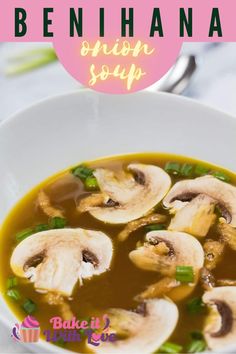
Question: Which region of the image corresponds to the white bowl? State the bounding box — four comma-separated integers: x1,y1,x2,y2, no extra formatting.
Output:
0,90,236,353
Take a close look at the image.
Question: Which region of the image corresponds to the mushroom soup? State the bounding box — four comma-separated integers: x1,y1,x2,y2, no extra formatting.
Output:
1,153,236,353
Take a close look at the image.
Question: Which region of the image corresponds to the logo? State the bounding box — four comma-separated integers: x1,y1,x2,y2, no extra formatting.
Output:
12,316,40,343
12,314,116,347
44,315,117,347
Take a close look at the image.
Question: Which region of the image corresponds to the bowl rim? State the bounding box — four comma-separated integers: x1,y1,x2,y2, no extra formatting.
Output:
1,88,235,132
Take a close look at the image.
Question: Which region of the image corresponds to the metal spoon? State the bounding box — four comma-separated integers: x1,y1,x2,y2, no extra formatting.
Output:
149,55,197,94
150,44,222,95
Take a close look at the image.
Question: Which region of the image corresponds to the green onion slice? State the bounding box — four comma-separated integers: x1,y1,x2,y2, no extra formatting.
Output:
34,224,50,232
187,297,205,314
22,299,37,314
145,224,166,231
5,48,57,76
176,266,194,283
7,276,18,289
84,176,99,191
55,338,66,347
190,331,204,340
6,289,21,301
180,163,194,177
71,165,94,180
186,339,207,353
212,171,231,183
164,162,181,176
158,341,183,353
49,217,67,229
16,228,34,242
194,165,209,176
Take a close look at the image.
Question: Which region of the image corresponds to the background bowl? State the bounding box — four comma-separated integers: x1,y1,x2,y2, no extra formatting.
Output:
0,90,236,353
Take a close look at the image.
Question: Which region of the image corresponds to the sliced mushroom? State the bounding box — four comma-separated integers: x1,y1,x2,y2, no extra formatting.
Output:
218,218,236,251
43,293,74,320
129,230,204,300
168,194,216,237
129,230,204,276
38,190,64,218
77,193,105,213
203,239,225,271
118,213,167,242
217,279,236,286
203,287,236,350
135,277,180,301
10,228,113,296
93,299,178,354
200,267,216,291
163,175,236,227
77,164,171,224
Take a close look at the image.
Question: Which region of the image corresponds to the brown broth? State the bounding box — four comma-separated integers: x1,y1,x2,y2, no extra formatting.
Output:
0,152,236,353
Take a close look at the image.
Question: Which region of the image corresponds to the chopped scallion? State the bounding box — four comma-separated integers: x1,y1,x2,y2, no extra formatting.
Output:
187,297,205,314
145,224,166,231
72,165,94,180
78,317,91,336
180,163,194,177
186,339,207,353
212,171,230,183
194,165,209,176
49,217,67,229
16,228,34,242
34,224,50,232
84,176,99,191
7,276,18,289
55,338,66,347
164,162,181,176
190,331,204,340
158,341,183,353
6,48,57,76
6,289,21,301
176,266,194,283
22,299,37,314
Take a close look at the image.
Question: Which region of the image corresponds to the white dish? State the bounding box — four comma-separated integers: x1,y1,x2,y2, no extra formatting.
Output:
0,90,236,353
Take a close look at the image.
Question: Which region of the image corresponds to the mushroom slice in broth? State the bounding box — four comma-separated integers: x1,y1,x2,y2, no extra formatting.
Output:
129,231,204,301
218,219,236,251
10,228,113,296
203,287,236,350
200,267,216,291
118,213,167,242
77,193,105,213
38,190,64,218
168,194,216,237
217,279,236,286
43,292,74,320
203,239,225,271
135,277,180,301
163,175,236,228
129,231,204,277
93,299,178,354
78,164,171,224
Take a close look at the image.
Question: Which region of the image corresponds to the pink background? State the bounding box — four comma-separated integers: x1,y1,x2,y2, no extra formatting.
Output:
1,0,235,93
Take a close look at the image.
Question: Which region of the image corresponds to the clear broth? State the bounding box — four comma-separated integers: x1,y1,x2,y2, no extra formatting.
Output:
1,153,236,353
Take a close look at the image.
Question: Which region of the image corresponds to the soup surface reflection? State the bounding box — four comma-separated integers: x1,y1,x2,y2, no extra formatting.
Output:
1,153,236,353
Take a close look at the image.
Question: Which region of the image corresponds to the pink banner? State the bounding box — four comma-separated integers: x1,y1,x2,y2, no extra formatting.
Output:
1,0,235,93
0,0,235,41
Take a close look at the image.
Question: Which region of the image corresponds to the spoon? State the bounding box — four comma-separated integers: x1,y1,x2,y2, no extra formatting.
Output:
149,55,197,94
150,44,222,95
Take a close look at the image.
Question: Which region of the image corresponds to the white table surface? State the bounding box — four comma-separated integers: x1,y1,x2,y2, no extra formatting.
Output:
1,42,236,353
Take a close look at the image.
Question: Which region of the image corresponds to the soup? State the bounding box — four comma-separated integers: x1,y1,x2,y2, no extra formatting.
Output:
1,153,236,353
